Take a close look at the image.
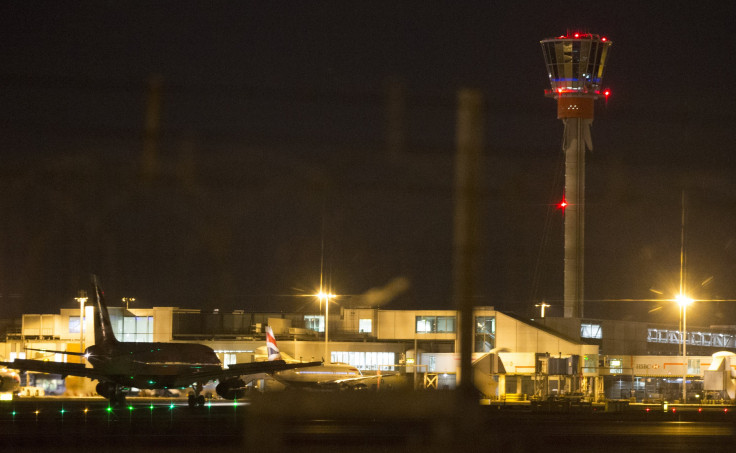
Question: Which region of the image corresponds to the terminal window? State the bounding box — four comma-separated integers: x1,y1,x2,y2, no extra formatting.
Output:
416,316,456,334
331,351,395,371
68,316,84,334
581,323,602,339
475,316,496,352
111,316,153,342
304,315,325,333
359,319,372,333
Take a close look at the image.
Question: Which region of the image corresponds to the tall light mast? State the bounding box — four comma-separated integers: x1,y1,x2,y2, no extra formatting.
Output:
540,32,612,318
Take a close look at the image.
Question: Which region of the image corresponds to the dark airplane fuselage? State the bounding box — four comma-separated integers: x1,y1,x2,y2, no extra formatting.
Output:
86,341,222,389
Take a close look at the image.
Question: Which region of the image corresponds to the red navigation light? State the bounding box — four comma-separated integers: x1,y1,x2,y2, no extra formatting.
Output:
573,33,580,38
557,199,568,210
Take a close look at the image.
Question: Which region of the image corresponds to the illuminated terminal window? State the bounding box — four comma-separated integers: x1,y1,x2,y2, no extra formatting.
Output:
416,316,456,334
304,315,324,333
69,316,84,334
331,351,395,371
688,359,700,375
111,315,153,342
359,319,372,333
474,316,495,353
581,323,602,339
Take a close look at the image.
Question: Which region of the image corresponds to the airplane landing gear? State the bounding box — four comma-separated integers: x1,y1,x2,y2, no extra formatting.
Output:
110,389,127,408
97,382,127,408
188,382,206,408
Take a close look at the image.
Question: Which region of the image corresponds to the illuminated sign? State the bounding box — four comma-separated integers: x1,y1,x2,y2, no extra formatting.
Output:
647,328,736,348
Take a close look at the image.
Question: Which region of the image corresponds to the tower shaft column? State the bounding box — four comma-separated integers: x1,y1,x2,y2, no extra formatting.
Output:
562,117,590,318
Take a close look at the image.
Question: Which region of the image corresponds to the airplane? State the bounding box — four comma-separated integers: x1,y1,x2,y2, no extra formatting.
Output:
0,275,321,407
252,326,384,390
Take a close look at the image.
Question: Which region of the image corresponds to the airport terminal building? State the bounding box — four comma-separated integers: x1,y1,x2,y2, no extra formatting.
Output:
2,304,736,402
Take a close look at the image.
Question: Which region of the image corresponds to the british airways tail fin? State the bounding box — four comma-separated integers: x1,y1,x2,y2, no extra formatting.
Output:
265,326,281,361
91,275,120,347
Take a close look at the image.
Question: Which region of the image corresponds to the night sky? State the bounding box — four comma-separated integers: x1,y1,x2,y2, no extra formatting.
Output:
2,2,736,326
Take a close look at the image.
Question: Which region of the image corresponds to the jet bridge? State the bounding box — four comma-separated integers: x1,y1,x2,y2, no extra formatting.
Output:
703,351,736,400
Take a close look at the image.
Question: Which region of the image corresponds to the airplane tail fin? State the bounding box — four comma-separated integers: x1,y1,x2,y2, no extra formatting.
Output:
265,326,281,361
91,275,120,347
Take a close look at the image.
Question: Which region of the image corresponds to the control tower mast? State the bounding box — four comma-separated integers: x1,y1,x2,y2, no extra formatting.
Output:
540,32,612,318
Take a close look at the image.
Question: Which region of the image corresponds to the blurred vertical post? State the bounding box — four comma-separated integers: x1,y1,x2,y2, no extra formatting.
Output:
454,88,484,398
142,74,163,185
385,76,406,162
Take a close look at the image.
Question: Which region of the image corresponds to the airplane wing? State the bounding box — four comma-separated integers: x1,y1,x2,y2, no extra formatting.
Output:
24,347,88,357
1,358,323,388
183,359,323,384
0,359,108,381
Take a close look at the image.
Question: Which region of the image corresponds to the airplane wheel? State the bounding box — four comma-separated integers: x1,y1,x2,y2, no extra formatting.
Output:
196,395,205,406
188,394,196,408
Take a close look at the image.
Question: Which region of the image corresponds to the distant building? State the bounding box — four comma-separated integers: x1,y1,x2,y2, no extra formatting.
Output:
2,304,733,402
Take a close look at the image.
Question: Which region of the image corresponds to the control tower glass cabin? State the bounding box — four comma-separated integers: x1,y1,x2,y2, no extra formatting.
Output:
540,32,612,117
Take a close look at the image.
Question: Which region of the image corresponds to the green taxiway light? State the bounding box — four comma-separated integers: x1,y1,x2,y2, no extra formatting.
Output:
150,404,154,410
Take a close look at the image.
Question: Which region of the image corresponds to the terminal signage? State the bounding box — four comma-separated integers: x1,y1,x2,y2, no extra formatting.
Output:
647,328,736,348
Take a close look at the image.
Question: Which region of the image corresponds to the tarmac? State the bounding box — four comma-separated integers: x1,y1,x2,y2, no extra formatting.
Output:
3,394,736,452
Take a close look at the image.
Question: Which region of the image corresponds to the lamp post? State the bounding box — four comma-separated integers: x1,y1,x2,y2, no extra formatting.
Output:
676,294,693,403
122,297,136,310
535,302,551,318
74,291,88,359
317,291,335,363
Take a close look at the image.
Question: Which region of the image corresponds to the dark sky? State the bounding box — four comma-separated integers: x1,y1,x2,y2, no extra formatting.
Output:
2,2,736,326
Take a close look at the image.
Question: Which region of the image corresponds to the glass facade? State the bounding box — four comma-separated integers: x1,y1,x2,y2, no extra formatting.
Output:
68,316,83,334
358,319,372,333
110,315,153,342
581,323,602,339
474,316,495,352
416,316,456,334
331,351,395,371
305,315,324,333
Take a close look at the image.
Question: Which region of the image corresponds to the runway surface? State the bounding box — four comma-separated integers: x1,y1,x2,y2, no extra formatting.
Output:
3,395,736,452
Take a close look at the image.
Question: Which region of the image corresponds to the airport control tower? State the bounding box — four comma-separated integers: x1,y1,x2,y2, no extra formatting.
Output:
540,32,612,318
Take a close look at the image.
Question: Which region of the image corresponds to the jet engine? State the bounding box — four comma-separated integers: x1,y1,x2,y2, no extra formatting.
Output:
96,381,117,399
216,378,247,400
